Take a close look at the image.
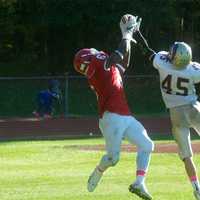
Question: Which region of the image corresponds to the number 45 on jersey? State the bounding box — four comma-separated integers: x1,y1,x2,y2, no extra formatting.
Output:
161,74,189,96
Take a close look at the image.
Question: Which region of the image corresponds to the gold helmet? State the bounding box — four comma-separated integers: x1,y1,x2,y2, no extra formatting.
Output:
168,42,192,69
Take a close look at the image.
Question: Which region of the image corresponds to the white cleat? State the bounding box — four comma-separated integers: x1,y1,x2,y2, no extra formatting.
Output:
194,190,200,200
87,167,103,192
129,183,153,200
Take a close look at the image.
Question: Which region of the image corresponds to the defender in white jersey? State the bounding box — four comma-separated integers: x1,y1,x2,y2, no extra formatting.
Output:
152,42,200,200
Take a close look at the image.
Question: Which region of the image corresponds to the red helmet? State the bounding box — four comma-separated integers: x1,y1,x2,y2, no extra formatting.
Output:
73,48,99,76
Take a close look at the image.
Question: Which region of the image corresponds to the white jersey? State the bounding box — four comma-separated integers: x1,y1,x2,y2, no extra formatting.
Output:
153,51,200,108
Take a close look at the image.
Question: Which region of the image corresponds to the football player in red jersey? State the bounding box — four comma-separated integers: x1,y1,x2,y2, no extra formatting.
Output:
74,14,154,200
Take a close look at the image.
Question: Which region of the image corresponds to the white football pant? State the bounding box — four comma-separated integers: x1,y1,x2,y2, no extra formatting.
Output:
98,111,154,171
170,101,200,159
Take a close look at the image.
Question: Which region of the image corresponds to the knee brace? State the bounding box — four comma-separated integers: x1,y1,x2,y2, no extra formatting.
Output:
99,153,120,170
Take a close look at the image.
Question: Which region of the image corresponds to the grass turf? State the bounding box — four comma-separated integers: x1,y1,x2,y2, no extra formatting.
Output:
0,138,199,200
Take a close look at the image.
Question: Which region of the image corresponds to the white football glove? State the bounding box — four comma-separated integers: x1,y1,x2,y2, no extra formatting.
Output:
120,14,142,43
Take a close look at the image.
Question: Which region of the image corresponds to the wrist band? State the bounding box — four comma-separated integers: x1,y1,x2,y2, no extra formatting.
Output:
115,50,124,60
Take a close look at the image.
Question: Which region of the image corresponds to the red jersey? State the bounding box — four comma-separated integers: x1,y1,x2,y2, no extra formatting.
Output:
86,51,131,117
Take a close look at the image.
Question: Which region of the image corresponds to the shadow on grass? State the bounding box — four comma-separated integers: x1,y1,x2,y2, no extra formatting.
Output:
0,131,199,144
149,131,199,141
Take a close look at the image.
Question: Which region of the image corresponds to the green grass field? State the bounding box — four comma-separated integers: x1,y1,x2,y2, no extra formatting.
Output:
0,138,199,200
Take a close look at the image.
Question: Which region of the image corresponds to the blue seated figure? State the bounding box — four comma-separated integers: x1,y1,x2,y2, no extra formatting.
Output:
33,79,61,118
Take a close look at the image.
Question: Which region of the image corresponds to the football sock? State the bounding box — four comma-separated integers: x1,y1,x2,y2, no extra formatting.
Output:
136,151,151,172
190,176,200,191
135,170,146,184
135,151,151,185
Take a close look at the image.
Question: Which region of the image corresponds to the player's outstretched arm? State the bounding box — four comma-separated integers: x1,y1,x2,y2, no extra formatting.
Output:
131,19,157,63
105,14,141,72
105,39,131,73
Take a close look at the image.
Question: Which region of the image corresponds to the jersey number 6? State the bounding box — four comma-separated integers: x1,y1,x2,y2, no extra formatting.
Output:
161,74,189,96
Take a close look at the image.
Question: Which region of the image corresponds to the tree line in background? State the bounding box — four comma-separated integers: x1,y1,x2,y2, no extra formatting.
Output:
0,0,200,75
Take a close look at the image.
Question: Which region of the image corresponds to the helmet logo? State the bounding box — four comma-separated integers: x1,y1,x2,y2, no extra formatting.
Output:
80,63,88,74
